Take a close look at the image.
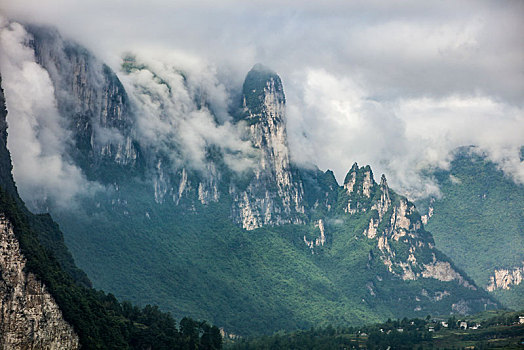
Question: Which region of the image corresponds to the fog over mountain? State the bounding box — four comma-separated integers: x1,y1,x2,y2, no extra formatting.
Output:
0,0,523,204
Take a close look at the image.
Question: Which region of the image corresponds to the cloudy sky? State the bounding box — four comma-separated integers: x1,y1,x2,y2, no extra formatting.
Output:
1,0,523,200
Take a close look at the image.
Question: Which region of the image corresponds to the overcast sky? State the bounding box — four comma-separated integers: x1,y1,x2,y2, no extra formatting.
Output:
1,0,523,199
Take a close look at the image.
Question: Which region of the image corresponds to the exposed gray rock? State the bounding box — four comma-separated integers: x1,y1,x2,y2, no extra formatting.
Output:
230,64,305,229
486,262,524,291
0,215,79,349
29,26,139,177
341,165,475,289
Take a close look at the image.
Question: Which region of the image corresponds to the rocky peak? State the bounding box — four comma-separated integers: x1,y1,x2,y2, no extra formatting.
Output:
343,163,376,213
240,64,289,173
230,64,305,230
375,174,391,220
241,63,285,121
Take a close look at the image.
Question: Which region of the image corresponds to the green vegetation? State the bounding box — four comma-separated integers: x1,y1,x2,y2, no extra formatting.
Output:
226,309,524,349
0,77,223,349
0,187,222,349
420,150,524,309
52,173,494,337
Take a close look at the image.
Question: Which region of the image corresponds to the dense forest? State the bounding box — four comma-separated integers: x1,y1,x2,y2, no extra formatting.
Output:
0,187,222,349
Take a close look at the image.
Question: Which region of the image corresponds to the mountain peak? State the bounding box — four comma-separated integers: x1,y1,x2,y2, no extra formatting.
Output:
242,63,285,118
380,174,388,187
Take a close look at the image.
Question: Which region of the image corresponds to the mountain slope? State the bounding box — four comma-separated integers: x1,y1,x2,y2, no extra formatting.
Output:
0,69,220,349
419,149,524,309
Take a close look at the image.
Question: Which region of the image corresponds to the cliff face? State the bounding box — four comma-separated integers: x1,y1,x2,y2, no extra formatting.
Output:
487,262,524,291
230,64,305,229
0,71,79,349
28,26,140,180
0,215,79,350
340,164,476,289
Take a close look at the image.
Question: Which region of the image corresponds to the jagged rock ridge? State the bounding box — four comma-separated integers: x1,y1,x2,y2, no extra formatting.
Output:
337,164,478,289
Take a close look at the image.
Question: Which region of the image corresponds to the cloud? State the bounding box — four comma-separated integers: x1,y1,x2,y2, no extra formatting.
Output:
288,69,524,199
0,1,523,199
0,17,100,210
119,51,256,173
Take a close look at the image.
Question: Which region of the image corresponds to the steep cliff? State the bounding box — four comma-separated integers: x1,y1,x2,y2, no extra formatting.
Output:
487,262,524,291
28,26,141,181
230,64,305,229
0,215,79,349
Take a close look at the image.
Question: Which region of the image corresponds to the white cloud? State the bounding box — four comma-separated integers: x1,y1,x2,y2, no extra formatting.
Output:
119,51,256,173
0,1,523,200
0,18,100,210
287,69,524,199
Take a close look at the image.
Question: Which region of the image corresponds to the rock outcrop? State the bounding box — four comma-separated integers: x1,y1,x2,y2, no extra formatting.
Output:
304,219,327,252
0,215,79,349
342,163,475,288
29,26,140,179
486,262,524,291
230,64,305,229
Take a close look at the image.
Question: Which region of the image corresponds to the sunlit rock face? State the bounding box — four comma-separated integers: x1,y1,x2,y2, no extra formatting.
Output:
230,64,305,229
341,164,477,290
0,215,79,350
487,262,524,291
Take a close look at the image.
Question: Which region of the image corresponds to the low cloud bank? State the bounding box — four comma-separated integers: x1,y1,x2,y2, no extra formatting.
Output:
288,69,524,199
119,51,256,173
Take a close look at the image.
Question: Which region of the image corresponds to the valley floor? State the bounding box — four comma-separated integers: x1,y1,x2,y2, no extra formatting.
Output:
225,309,524,349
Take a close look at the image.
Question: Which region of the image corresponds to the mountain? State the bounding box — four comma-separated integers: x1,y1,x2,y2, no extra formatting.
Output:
0,73,80,349
417,148,524,310
230,63,305,229
0,58,221,350
2,23,500,337
28,25,142,184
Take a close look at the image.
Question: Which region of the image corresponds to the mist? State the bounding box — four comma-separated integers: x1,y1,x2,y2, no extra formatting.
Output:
0,0,523,200
0,17,101,209
119,51,256,173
